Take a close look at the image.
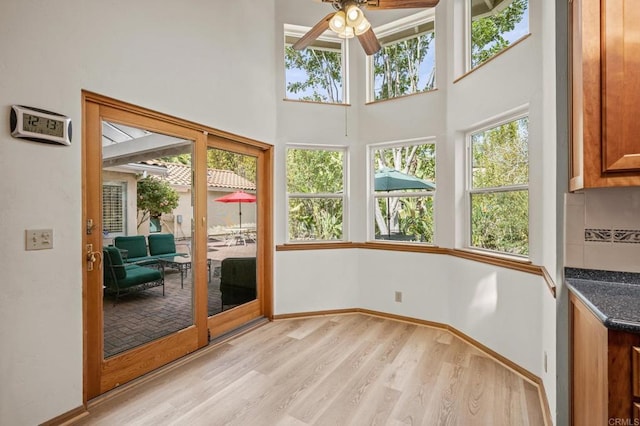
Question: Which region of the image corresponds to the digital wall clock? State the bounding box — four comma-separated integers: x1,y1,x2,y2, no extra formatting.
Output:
10,105,72,146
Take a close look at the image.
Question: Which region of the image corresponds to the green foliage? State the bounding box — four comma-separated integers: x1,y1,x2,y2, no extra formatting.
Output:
159,153,191,165
472,118,528,188
136,176,180,229
470,118,529,255
373,32,435,100
287,149,344,193
285,45,343,103
471,0,528,68
207,149,257,183
288,198,343,241
287,149,344,240
471,191,528,255
398,197,434,243
374,144,436,182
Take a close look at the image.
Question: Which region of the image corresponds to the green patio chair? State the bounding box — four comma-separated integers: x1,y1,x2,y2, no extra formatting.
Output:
103,246,164,304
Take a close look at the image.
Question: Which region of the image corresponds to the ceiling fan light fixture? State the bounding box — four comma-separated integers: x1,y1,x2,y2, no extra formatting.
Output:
337,25,355,39
344,4,365,27
329,11,347,33
354,17,371,35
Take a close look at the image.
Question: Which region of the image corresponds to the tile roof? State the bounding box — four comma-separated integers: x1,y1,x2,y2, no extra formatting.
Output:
143,161,256,191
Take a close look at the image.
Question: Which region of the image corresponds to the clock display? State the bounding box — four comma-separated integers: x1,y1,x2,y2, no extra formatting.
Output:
23,113,64,138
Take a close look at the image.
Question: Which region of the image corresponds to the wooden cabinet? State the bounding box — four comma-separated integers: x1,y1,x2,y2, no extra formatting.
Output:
570,293,640,424
570,0,640,190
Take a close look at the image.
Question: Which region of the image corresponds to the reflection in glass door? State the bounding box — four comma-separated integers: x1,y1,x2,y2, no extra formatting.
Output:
102,121,195,357
206,147,258,317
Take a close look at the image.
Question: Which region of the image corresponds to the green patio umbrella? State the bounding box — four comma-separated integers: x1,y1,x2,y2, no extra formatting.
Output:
374,167,436,238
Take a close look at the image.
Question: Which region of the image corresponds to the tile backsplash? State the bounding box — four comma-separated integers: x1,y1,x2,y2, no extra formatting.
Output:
565,187,640,273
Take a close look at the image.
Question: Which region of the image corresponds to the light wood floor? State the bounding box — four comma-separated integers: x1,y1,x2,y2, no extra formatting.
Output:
76,314,546,426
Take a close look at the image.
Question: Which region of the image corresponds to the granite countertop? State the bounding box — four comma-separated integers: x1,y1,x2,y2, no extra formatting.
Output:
565,268,640,333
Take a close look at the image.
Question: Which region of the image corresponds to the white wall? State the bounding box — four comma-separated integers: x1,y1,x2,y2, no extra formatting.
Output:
275,0,557,421
0,1,276,424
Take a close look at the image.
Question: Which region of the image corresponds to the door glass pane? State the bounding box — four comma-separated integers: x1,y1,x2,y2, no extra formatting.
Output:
206,147,258,316
102,121,194,358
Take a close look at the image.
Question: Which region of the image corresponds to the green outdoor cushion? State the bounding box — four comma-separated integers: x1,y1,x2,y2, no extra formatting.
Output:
118,265,162,288
104,246,126,280
114,235,148,259
147,234,177,256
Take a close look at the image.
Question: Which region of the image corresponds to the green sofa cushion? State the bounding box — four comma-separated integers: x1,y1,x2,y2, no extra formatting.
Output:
118,265,162,288
148,233,177,256
114,235,148,259
103,246,126,279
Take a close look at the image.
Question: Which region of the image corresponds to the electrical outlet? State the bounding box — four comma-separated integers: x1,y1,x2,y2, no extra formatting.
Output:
25,229,53,250
544,351,548,373
395,291,402,302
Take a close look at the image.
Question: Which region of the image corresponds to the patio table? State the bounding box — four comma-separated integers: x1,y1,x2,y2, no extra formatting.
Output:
158,253,217,288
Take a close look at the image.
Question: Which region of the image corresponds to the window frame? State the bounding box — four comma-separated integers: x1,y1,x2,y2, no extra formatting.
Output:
283,24,349,105
464,110,529,258
285,144,349,243
367,137,437,244
365,10,436,103
102,181,127,238
466,0,530,71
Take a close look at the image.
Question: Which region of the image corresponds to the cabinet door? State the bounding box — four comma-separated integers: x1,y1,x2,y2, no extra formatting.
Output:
602,0,640,172
571,294,608,425
634,346,640,398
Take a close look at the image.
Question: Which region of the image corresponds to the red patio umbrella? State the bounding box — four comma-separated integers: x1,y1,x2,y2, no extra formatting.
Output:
214,191,256,229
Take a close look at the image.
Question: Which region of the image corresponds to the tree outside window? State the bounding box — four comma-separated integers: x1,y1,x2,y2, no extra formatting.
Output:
372,19,436,101
470,0,529,69
287,147,346,241
136,176,179,231
284,33,345,104
372,142,436,242
469,116,529,255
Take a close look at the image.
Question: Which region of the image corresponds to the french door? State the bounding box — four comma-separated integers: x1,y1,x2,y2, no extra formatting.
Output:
83,92,272,400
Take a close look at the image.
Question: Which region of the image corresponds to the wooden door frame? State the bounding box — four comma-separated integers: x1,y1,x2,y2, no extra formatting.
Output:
82,91,273,403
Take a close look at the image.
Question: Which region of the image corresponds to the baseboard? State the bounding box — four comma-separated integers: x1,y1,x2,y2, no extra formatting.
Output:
40,405,88,426
274,308,553,426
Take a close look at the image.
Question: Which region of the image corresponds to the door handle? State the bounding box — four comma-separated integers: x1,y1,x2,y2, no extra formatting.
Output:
86,244,102,271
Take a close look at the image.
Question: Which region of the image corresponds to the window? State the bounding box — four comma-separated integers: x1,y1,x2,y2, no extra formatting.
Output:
469,0,529,69
467,116,529,256
369,11,436,101
286,146,346,241
284,26,346,104
103,182,126,237
371,141,436,243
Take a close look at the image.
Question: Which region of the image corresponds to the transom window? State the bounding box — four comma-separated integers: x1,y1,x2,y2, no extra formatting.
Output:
284,26,347,104
286,146,347,241
467,115,529,256
369,11,436,102
469,0,529,69
370,140,436,243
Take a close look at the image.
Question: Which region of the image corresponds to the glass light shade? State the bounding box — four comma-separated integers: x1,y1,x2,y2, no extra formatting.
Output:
337,26,355,39
344,4,365,27
329,11,347,33
354,17,371,35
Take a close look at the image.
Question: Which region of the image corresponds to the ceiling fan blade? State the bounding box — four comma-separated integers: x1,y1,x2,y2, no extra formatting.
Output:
366,0,439,9
357,28,382,55
292,13,335,50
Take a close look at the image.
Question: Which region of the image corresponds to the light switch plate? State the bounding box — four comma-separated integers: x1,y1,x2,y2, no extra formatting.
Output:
26,229,53,250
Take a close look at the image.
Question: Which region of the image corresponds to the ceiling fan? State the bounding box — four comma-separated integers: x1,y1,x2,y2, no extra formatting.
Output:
293,0,440,56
